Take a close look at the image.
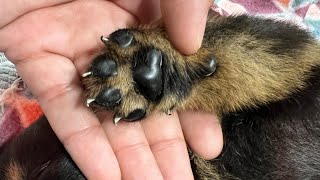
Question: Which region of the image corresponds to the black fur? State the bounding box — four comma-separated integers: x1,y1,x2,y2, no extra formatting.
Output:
203,15,313,56
215,68,320,179
0,116,85,180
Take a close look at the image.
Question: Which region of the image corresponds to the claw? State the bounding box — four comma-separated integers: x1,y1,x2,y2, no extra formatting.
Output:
165,109,172,116
113,115,122,125
82,71,92,77
86,98,95,107
204,58,217,77
100,36,109,44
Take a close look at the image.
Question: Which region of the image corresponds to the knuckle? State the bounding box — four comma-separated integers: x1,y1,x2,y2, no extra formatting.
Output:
114,142,149,156
61,124,103,145
149,137,185,153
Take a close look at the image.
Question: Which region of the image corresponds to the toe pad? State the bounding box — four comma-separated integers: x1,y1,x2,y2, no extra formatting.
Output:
91,55,118,78
95,88,122,107
109,29,134,48
124,109,146,122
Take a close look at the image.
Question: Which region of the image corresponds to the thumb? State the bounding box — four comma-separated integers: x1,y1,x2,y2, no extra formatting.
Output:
160,0,213,55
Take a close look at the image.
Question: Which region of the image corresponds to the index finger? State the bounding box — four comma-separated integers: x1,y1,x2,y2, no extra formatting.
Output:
15,54,121,180
160,0,213,55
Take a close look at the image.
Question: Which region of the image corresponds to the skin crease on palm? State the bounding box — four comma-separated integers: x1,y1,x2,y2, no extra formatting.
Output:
0,0,222,179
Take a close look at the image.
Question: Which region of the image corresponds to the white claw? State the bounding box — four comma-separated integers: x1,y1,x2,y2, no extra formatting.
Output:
205,71,214,77
100,36,109,43
82,72,92,77
86,98,95,107
113,116,122,125
165,109,172,116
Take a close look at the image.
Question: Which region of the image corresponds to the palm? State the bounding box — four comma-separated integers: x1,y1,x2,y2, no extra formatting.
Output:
1,2,141,178
5,1,136,91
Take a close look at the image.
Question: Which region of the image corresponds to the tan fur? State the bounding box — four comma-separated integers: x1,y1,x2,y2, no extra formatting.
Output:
191,153,240,180
181,36,320,116
82,14,320,116
82,26,187,117
4,161,24,180
81,14,320,179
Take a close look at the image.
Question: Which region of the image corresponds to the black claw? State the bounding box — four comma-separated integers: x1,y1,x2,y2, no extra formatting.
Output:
95,88,122,107
91,55,118,77
133,49,163,101
123,109,146,122
109,29,134,48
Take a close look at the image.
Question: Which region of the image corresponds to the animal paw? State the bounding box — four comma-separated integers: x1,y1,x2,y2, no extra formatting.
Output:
81,28,217,124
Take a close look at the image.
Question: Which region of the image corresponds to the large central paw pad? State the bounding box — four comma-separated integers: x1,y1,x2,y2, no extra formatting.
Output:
133,49,163,101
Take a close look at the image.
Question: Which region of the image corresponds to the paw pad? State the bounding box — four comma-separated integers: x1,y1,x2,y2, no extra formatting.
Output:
133,49,163,101
95,88,122,108
109,29,134,48
125,109,146,122
91,55,118,77
204,58,217,76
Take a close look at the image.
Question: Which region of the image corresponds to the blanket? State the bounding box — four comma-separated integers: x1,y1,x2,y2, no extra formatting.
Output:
0,0,319,150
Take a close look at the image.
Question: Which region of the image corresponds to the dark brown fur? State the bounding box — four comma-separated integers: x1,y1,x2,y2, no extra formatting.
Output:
0,116,85,180
1,13,320,179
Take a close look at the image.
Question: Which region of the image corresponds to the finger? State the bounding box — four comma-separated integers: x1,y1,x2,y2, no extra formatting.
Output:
179,111,223,160
142,112,194,180
0,1,137,64
101,112,163,180
111,0,162,24
15,55,121,180
0,0,73,28
160,0,213,54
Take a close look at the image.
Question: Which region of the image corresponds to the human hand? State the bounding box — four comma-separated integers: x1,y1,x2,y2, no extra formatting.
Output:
113,0,213,54
0,0,222,179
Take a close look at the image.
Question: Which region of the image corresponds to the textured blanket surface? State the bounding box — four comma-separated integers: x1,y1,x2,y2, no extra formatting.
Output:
0,53,18,95
214,0,320,39
0,0,319,150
